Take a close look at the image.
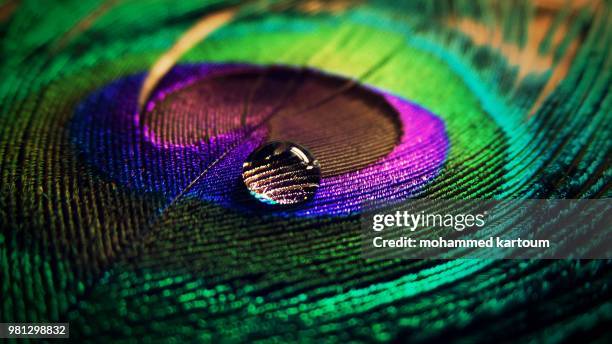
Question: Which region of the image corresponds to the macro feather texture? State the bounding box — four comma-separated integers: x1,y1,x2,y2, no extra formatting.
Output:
0,0,610,342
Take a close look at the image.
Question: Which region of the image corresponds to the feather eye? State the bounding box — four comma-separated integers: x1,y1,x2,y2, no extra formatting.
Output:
73,63,449,216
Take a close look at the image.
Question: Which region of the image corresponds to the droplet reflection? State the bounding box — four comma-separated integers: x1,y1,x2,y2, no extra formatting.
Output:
242,141,321,206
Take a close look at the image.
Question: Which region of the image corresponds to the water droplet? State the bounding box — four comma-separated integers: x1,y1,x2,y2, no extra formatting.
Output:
242,141,321,206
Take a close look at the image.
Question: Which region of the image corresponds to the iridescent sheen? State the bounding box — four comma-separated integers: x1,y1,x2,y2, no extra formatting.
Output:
71,64,449,216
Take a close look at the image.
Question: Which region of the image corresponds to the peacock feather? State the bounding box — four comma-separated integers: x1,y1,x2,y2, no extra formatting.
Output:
0,0,610,342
